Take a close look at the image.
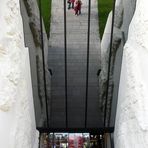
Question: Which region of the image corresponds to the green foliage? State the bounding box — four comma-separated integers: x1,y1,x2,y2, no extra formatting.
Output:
98,0,113,39
38,0,112,39
37,0,52,38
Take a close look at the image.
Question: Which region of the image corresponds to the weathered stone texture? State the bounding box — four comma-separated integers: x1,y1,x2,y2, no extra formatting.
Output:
0,0,38,148
21,0,51,127
100,0,137,126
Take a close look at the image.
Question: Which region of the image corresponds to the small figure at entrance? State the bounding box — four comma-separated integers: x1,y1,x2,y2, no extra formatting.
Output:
67,0,71,9
74,0,82,15
68,0,75,9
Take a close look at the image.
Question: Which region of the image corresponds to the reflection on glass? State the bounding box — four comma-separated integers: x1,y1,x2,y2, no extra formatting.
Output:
40,133,104,148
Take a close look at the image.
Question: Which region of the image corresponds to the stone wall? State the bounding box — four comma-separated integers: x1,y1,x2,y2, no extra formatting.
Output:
114,0,148,147
101,0,148,147
100,0,136,125
20,0,51,127
0,0,38,147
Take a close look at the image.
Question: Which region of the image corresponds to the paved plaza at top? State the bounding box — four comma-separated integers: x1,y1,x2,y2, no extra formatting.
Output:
48,0,103,128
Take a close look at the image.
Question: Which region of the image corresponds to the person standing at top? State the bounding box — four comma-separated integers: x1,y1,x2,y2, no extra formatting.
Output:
67,0,75,9
74,0,82,15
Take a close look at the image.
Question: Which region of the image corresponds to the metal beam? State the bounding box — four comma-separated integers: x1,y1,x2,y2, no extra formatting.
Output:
110,133,114,148
39,0,49,127
37,127,114,134
85,0,91,128
63,0,68,128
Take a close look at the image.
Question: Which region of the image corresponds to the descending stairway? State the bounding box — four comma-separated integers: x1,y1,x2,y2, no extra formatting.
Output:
48,0,103,129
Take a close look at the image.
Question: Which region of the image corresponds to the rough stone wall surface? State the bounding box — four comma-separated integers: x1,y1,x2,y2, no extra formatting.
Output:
100,0,137,125
21,0,42,127
21,0,51,127
100,12,112,114
115,0,148,147
0,0,38,147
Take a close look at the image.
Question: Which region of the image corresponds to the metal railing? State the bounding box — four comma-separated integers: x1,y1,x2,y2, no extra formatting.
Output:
39,0,49,127
37,2,120,148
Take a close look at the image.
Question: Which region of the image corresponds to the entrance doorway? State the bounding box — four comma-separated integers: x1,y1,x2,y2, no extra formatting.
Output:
40,132,104,148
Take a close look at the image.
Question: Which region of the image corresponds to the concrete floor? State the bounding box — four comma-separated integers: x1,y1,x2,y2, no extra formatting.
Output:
48,0,103,128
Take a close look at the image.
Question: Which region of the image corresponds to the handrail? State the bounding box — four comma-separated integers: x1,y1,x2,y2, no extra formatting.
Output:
39,0,49,127
64,0,68,128
85,0,91,128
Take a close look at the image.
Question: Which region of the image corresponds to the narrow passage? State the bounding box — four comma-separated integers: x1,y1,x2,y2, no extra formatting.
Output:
48,0,103,128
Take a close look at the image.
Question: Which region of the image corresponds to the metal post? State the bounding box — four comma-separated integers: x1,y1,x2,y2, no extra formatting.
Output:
64,0,68,128
110,133,114,148
52,133,55,148
85,0,91,128
39,0,49,127
67,133,69,148
39,132,41,148
104,0,116,127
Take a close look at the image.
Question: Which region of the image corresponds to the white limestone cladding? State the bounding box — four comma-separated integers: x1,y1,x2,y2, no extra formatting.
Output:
0,0,38,148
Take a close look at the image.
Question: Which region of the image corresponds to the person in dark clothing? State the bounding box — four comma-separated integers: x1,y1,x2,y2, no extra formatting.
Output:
67,0,71,9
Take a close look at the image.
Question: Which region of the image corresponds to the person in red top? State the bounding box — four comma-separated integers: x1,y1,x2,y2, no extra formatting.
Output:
74,0,82,15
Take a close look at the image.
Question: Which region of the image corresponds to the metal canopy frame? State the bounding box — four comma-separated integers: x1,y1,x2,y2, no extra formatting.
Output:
37,127,114,134
39,0,49,127
63,0,68,128
38,0,117,139
85,0,91,128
